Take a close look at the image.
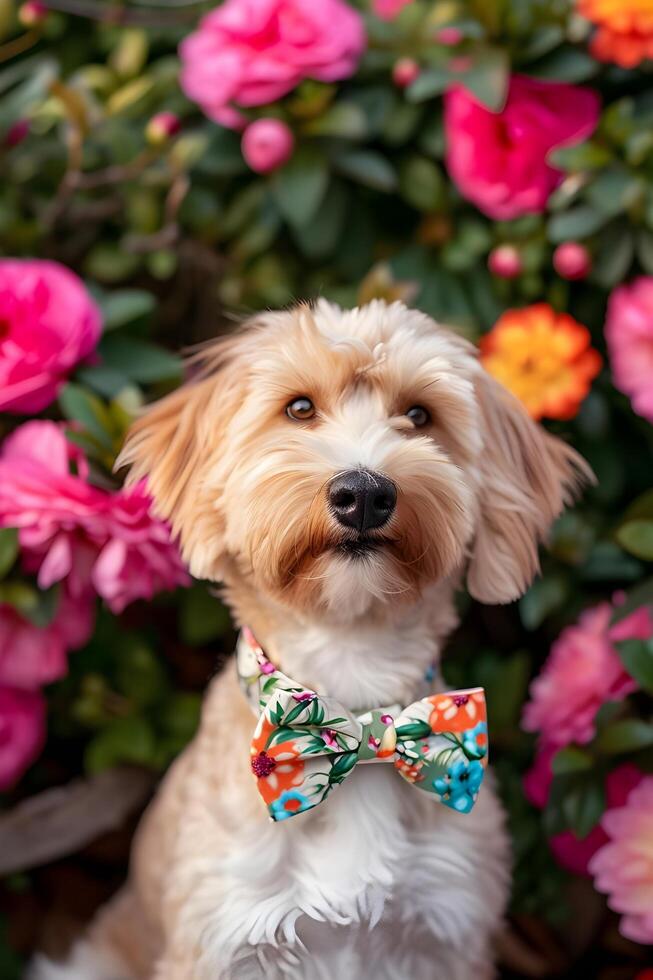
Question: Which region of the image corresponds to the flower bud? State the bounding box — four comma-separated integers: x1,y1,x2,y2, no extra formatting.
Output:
241,118,294,174
392,58,420,89
18,0,47,26
5,119,30,148
553,242,591,281
488,245,522,279
435,27,463,45
145,112,181,147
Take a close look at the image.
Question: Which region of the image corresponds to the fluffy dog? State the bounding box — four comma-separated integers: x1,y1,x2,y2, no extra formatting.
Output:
34,300,590,980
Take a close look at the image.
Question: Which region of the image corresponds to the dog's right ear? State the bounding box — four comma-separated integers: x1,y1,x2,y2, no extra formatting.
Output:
116,334,248,580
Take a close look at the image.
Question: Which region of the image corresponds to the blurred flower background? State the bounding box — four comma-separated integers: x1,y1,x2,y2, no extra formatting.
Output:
1,0,653,975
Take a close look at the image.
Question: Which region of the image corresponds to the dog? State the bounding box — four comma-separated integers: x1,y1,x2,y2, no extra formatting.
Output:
32,299,590,980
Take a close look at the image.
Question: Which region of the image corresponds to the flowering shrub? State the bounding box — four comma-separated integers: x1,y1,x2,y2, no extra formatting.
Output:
1,0,653,974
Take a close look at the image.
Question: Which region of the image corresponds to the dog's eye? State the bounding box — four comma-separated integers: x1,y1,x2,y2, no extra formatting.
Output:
406,406,430,427
286,397,315,421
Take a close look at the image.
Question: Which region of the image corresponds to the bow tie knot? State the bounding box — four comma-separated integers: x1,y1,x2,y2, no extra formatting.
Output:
238,629,488,823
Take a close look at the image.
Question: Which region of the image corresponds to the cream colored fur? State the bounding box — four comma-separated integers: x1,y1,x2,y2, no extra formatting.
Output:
31,301,591,980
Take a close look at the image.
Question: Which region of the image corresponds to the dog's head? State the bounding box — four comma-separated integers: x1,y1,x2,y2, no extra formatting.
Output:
118,300,590,620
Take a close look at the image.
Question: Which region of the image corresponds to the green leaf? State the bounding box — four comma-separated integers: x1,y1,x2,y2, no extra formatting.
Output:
271,147,329,228
395,720,432,739
399,156,444,211
304,102,368,140
406,67,450,103
562,778,605,839
76,365,130,400
551,746,594,775
454,48,509,111
99,335,182,384
586,169,644,218
85,716,157,774
547,206,608,243
637,229,653,275
616,520,653,561
519,575,569,630
98,289,156,331
59,383,114,450
526,47,599,83
178,585,231,646
548,141,613,172
329,750,358,782
591,222,634,288
0,528,18,580
293,181,348,259
617,639,653,695
334,150,397,192
595,718,653,754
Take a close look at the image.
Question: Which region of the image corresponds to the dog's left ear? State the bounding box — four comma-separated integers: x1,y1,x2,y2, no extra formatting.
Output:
467,368,593,605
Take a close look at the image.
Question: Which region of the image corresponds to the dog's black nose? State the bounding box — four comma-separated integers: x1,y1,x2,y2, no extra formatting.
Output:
328,469,397,532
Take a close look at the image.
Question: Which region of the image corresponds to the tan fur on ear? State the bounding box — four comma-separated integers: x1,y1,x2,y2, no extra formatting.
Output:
116,334,248,580
467,369,593,605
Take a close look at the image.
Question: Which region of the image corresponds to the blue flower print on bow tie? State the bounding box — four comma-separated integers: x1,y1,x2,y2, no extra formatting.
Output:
433,759,485,813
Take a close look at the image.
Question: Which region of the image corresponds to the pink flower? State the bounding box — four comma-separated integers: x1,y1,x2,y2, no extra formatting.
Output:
0,686,45,790
242,119,294,173
179,0,366,128
0,421,189,614
0,259,101,415
522,600,653,748
0,588,94,690
525,746,642,876
91,481,190,613
605,277,653,424
444,75,600,220
372,0,412,19
590,777,653,944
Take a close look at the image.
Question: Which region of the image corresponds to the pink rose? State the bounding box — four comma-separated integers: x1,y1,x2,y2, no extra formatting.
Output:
524,746,642,876
372,0,412,19
444,75,600,219
0,588,94,690
179,0,366,128
0,259,101,415
0,686,46,790
522,600,653,749
605,277,653,424
242,119,295,173
590,777,653,944
0,421,189,613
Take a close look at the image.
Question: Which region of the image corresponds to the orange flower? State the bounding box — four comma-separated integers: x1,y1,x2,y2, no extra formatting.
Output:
578,0,653,68
479,303,601,421
427,690,487,734
250,716,304,805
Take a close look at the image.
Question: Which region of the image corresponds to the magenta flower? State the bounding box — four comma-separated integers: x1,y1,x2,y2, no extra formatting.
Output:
524,745,642,877
444,75,600,220
0,588,94,691
605,277,653,424
0,686,45,790
0,421,189,614
590,777,653,944
0,259,101,415
179,0,366,128
522,600,653,749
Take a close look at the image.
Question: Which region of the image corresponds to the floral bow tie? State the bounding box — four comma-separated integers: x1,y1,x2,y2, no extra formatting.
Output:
237,628,488,823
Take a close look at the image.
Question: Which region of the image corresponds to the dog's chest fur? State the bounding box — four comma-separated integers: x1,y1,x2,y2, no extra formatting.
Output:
177,598,509,980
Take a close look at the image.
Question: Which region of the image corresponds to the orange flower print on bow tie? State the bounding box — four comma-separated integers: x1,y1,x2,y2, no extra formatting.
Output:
250,715,305,806
428,690,487,734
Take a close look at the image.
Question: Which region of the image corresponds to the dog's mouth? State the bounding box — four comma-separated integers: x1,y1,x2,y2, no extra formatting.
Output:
335,536,391,558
